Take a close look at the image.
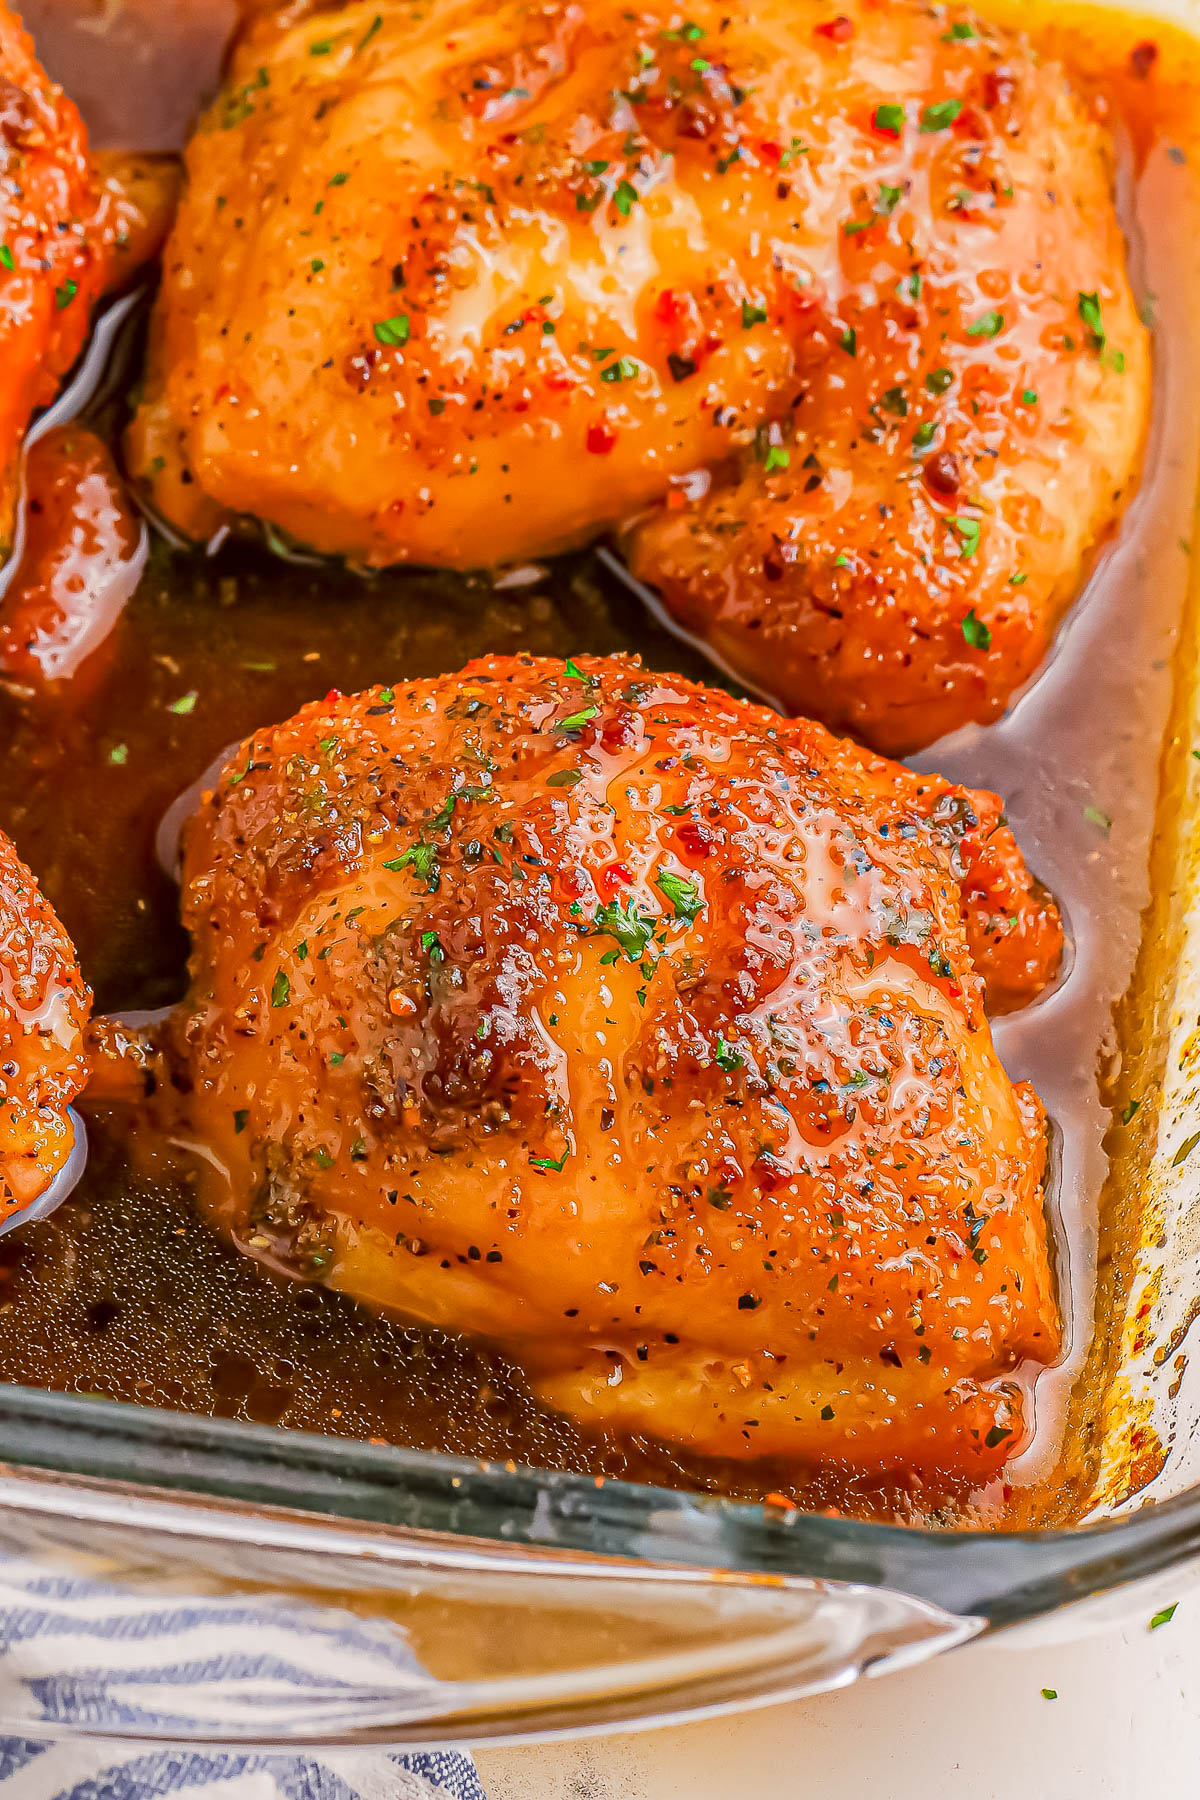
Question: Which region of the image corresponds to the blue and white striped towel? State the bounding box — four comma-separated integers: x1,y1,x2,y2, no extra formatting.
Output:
0,1559,487,1799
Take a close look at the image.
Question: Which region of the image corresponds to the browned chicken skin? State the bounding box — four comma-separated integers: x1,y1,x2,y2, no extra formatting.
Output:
129,0,1148,751
161,654,1062,1475
0,1,113,547
0,827,90,1219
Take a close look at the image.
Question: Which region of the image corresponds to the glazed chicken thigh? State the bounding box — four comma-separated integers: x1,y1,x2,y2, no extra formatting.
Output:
130,0,1148,750
0,1,113,548
0,827,90,1219
162,654,1062,1475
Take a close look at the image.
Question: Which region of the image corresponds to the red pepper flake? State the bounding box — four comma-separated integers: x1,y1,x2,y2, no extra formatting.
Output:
1129,39,1158,78
924,450,961,498
324,687,343,703
754,1150,791,1190
983,68,1016,110
600,715,639,753
815,15,854,41
596,860,635,899
676,820,715,858
586,420,618,454
953,104,988,138
655,287,691,325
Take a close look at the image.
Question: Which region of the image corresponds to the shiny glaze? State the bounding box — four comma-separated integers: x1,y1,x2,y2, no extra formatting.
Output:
157,653,1060,1474
129,0,1147,752
0,0,180,557
0,425,145,686
0,0,1190,1526
0,824,89,1215
0,1,112,544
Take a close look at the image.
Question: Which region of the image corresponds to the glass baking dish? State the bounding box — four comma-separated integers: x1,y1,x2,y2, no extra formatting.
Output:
1,0,1200,1752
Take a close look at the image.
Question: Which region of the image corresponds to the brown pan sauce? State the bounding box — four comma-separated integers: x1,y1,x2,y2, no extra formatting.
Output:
0,0,1198,1526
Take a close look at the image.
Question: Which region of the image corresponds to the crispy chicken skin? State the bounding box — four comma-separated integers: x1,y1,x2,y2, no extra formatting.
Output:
0,827,90,1219
129,0,1147,752
0,2,114,549
163,654,1062,1475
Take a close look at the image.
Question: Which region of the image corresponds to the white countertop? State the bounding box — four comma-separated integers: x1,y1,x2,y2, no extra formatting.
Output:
475,1572,1198,1799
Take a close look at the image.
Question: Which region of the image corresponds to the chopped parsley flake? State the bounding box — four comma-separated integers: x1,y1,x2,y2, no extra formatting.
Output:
655,868,702,922
920,98,963,131
0,245,12,272
1149,1604,1178,1629
873,102,905,135
594,897,657,961
168,692,197,715
951,515,981,557
600,355,640,383
385,839,440,889
271,970,290,1007
967,308,1004,339
529,1148,570,1172
614,178,639,215
741,300,768,328
961,608,991,649
1077,289,1106,352
374,313,410,346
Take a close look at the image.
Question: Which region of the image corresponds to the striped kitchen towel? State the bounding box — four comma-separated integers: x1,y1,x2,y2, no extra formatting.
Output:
0,1557,487,1798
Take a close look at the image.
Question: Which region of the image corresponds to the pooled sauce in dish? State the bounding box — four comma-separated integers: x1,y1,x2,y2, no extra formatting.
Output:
0,0,1197,1525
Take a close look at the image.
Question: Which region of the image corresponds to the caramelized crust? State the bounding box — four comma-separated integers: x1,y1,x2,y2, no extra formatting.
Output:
0,828,90,1218
0,2,114,546
625,1,1150,752
164,654,1062,1475
129,0,1147,750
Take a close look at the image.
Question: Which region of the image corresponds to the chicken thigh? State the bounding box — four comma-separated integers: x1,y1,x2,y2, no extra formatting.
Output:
0,827,90,1219
0,1,114,548
161,654,1062,1476
129,0,1148,751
